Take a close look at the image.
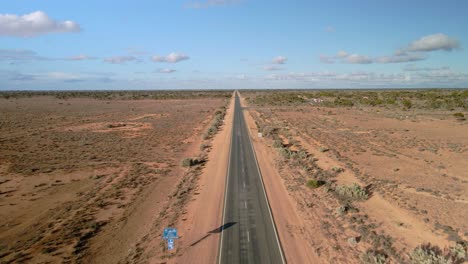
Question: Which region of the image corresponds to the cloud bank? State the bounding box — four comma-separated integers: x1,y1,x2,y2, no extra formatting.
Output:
0,11,80,37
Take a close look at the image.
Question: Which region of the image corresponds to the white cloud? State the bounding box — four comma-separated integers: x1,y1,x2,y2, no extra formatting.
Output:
103,56,138,64
66,54,97,61
336,50,349,58
407,33,460,52
158,68,176,73
376,53,426,63
152,52,190,63
346,54,373,64
319,55,334,64
184,0,240,9
0,11,80,37
323,49,428,64
272,56,287,64
264,65,283,71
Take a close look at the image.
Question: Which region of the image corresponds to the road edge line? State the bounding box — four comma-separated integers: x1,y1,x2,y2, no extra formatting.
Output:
241,94,286,264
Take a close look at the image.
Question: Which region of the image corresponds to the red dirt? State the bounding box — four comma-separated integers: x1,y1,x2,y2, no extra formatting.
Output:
240,91,467,263
0,96,227,263
172,92,235,263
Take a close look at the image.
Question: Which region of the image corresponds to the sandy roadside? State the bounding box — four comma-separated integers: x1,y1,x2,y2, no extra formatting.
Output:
239,93,320,263
172,92,235,263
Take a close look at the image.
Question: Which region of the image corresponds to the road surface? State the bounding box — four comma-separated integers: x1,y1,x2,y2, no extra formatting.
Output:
218,92,285,264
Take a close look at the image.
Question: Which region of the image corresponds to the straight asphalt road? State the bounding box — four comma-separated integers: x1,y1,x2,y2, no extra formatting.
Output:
218,92,285,264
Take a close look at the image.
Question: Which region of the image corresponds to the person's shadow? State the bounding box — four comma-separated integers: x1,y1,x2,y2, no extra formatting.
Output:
190,222,237,247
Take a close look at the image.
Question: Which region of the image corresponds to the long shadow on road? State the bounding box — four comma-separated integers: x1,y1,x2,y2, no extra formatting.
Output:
190,222,237,247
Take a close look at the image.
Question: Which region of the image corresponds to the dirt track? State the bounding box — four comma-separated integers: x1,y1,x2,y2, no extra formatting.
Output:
173,92,234,263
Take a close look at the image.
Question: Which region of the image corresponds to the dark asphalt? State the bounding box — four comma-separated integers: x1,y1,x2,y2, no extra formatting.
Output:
218,92,285,264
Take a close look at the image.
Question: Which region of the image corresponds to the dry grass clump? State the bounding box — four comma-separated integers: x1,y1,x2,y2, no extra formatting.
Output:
360,250,387,264
335,183,369,200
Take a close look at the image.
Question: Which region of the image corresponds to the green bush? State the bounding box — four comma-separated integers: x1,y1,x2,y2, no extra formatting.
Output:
334,97,354,107
306,179,325,188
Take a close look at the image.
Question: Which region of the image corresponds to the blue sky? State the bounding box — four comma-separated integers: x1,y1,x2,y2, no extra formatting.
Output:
1,0,467,90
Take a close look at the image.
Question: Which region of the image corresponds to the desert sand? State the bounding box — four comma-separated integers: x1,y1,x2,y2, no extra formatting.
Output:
0,92,230,263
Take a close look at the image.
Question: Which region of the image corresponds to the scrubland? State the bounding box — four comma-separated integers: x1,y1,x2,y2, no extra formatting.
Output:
0,90,230,263
243,89,467,263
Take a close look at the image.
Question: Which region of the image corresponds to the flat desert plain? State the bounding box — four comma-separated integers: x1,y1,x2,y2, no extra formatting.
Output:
0,91,230,263
242,90,467,263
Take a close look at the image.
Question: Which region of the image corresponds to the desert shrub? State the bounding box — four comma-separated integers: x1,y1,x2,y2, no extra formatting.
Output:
402,99,412,109
335,183,369,200
181,158,203,167
297,150,308,159
273,139,283,148
278,147,292,159
204,107,226,139
410,243,466,264
453,112,465,118
360,250,387,264
332,167,344,173
307,179,325,188
319,147,330,153
334,97,354,107
200,143,209,151
336,205,348,215
262,126,276,137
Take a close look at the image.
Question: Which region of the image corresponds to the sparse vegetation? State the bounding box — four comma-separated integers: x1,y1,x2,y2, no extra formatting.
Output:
203,106,227,139
402,99,413,109
360,250,387,264
0,90,232,100
245,89,468,110
410,243,467,264
273,139,283,148
244,89,468,264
